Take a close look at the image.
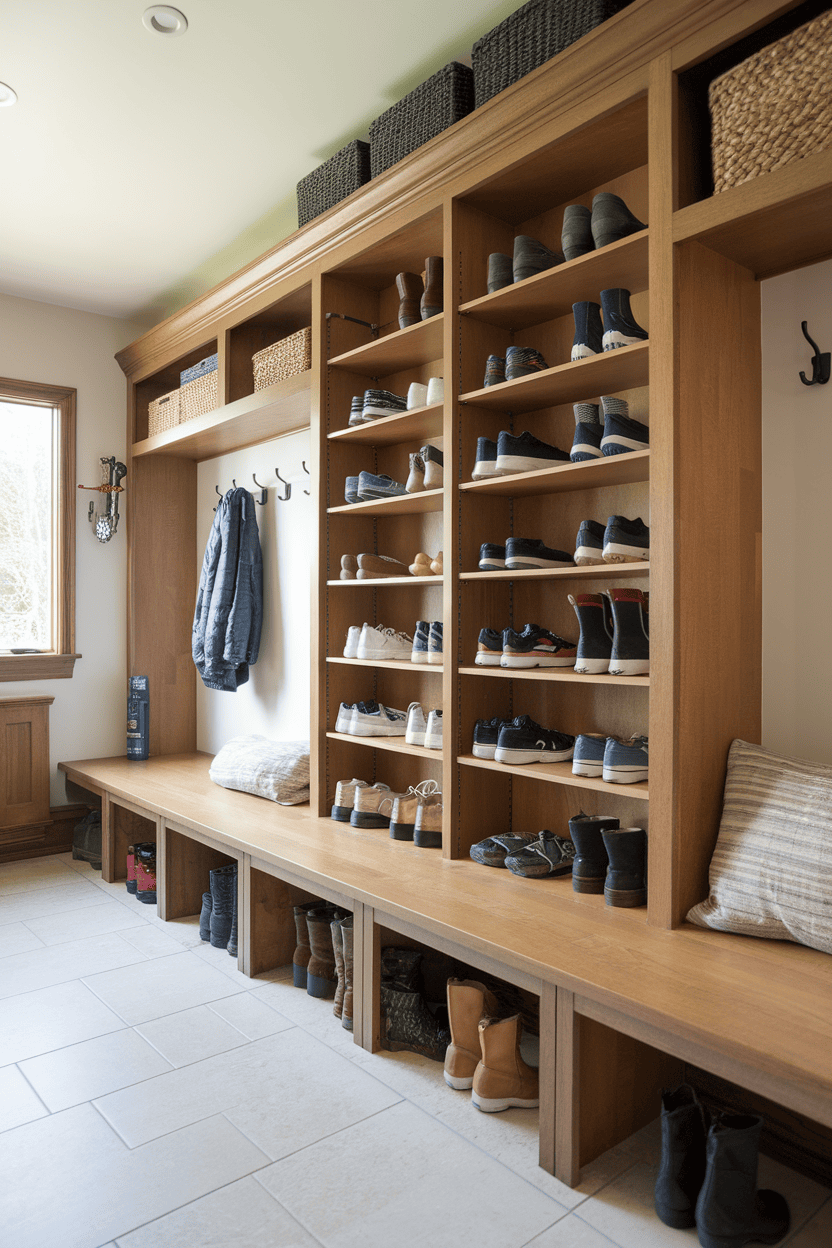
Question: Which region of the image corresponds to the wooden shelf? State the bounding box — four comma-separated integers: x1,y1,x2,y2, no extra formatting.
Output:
459,232,649,329
328,316,444,375
132,371,312,461
459,342,649,412
459,450,649,497
459,665,649,687
328,403,443,446
458,753,649,799
327,575,442,588
326,731,440,762
460,562,650,581
327,657,443,673
328,488,443,517
673,149,832,279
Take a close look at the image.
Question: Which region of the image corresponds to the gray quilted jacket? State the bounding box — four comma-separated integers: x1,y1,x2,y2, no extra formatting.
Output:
192,487,263,692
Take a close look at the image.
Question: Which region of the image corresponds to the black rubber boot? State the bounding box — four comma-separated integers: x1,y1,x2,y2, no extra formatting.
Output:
561,203,593,260
380,986,451,1062
695,1114,790,1248
569,592,613,673
568,813,619,894
199,891,212,941
608,587,649,676
654,1084,707,1229
208,863,236,948
601,826,647,907
227,874,238,958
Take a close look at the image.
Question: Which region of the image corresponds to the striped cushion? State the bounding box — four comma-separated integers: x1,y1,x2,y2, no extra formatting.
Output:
209,736,310,806
687,739,832,954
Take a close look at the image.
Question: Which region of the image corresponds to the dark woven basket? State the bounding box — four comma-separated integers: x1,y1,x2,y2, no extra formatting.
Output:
472,0,635,108
369,61,474,178
296,140,371,227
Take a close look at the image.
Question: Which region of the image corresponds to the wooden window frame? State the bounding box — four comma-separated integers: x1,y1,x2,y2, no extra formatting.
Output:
0,376,78,681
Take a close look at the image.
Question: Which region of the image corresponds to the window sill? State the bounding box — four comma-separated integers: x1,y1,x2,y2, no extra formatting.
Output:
0,654,81,681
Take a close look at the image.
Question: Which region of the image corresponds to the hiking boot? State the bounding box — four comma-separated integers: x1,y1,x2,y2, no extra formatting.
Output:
306,907,339,997
487,252,513,293
504,830,576,878
568,812,619,893
414,790,443,847
396,272,423,328
470,830,536,866
501,623,577,669
472,1014,539,1111
655,1083,707,1229
505,537,573,570
569,592,614,673
505,344,548,381
340,915,354,1030
331,777,370,822
574,519,606,565
571,401,603,461
380,985,451,1060
494,716,575,766
603,515,650,563
208,863,236,948
292,901,317,987
603,734,649,784
420,256,443,320
561,203,594,261
601,826,647,906
591,192,647,250
600,287,648,351
389,779,441,841
571,301,603,358
483,355,505,387
608,587,649,675
472,716,512,760
571,734,608,779
513,235,563,283
445,978,500,1089
695,1114,789,1248
496,430,569,473
472,437,501,479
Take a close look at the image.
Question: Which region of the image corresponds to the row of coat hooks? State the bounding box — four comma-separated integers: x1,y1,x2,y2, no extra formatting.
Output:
214,464,310,509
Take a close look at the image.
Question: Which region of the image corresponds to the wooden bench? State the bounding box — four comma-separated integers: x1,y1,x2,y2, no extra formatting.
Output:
59,752,832,1187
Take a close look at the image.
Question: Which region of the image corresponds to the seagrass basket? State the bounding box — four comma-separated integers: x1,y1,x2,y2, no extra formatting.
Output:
369,62,474,177
147,389,180,438
179,372,218,422
709,9,832,193
252,327,312,391
297,140,371,226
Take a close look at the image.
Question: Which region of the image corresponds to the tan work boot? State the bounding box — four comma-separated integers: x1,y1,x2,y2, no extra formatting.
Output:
444,979,499,1090
472,1014,540,1112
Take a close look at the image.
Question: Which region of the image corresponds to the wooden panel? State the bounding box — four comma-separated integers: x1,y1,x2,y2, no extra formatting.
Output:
246,862,317,977
328,404,443,446
539,983,558,1175
0,696,52,828
329,316,444,373
328,488,443,518
0,803,86,865
362,905,382,1053
458,754,650,800
555,988,581,1186
459,666,649,688
0,654,80,682
160,819,236,921
106,799,157,885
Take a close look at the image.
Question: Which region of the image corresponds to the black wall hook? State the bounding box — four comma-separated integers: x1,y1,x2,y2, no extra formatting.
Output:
799,321,830,386
251,474,268,505
301,461,311,495
274,467,291,502
213,484,223,512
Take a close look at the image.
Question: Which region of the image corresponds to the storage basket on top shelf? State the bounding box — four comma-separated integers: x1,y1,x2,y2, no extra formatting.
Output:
369,61,474,177
252,327,312,391
147,389,180,438
297,140,371,226
178,353,219,422
709,8,832,194
472,0,635,108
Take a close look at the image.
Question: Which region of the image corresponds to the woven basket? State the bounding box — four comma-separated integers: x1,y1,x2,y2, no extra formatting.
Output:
369,62,474,178
472,0,634,108
147,389,180,438
709,9,832,194
179,372,218,423
297,140,371,227
180,353,218,386
252,327,312,391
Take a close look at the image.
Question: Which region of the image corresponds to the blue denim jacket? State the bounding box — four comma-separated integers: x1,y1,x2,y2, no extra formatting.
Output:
192,487,263,692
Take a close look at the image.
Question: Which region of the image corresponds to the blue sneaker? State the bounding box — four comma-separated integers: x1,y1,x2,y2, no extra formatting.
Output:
356,471,407,501
600,288,648,351
494,716,575,765
600,397,649,456
602,734,649,784
572,733,607,777
479,542,506,570
571,301,603,359
484,355,505,387
571,402,603,461
428,621,443,665
475,627,502,666
496,430,570,474
574,520,606,566
472,716,512,760
472,437,501,480
603,516,649,563
411,620,430,665
505,345,548,381
345,475,359,504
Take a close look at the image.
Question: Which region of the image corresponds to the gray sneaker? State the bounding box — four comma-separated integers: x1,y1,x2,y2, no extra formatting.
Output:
356,471,407,501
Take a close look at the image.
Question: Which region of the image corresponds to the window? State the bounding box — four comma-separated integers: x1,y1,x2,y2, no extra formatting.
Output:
0,377,77,680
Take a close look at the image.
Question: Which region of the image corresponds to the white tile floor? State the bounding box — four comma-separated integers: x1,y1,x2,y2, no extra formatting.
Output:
1,852,830,1248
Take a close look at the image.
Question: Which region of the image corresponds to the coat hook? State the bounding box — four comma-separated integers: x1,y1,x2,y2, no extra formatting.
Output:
274,467,291,502
252,473,268,505
213,484,223,512
232,478,237,488
799,321,830,386
301,461,311,495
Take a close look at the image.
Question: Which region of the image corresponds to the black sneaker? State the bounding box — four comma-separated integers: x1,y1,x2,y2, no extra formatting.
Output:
495,716,575,765
505,831,576,878
479,542,506,570
603,515,649,563
495,431,570,474
472,715,512,759
470,830,536,867
505,538,573,570
472,437,502,480
500,624,577,669
475,627,502,666
574,519,606,565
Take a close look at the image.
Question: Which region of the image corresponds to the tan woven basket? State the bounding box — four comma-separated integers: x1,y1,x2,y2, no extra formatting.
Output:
148,389,180,438
709,10,832,194
252,327,312,391
179,372,218,423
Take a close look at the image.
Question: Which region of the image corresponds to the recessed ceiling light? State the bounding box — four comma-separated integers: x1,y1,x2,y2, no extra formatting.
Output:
142,6,188,36
0,82,18,107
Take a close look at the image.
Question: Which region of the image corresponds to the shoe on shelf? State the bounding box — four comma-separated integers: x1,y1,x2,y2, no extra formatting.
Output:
350,782,403,828
600,397,650,456
487,252,513,293
424,709,443,750
426,376,444,405
505,344,548,381
603,515,650,563
608,587,649,675
505,537,574,570
356,471,407,501
414,788,443,846
472,437,502,479
405,702,427,746
472,716,512,760
429,551,443,575
427,621,443,665
396,272,423,329
571,401,603,462
571,733,608,778
504,830,576,878
348,395,367,426
513,234,563,283
343,625,361,658
406,381,428,410
406,452,426,493
483,355,506,387
602,826,647,907
356,553,410,578
356,623,413,661
571,300,603,359
603,734,649,784
421,445,443,489
363,388,408,421
591,192,647,250
495,430,570,474
340,553,358,579
475,627,503,666
351,703,408,737
345,475,359,505
494,715,575,765
335,699,361,733
445,978,500,1090
331,777,371,822
479,542,506,570
569,592,614,674
561,203,594,261
600,288,648,351
390,779,442,841
411,620,430,664
470,829,535,866
501,624,577,669
421,256,443,320
472,1014,540,1112
409,552,436,577
574,519,607,565
568,812,619,894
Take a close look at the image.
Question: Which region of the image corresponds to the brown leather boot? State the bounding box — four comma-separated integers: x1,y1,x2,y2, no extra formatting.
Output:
396,272,423,329
331,910,346,1018
340,915,354,1031
444,978,499,1090
472,1014,540,1112
420,256,443,320
292,902,316,988
306,907,338,999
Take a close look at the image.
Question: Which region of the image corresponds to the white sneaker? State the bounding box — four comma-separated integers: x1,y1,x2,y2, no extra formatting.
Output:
351,703,408,736
426,376,444,406
335,701,355,733
405,702,427,746
425,709,443,750
407,382,428,410
331,778,370,821
356,624,413,661
343,625,362,659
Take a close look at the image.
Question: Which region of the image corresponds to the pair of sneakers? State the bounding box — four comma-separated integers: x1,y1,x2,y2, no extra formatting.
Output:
486,234,564,293
469,829,576,878
472,430,569,479
348,388,406,426
411,620,442,665
406,445,443,493
470,716,575,767
478,537,574,571
475,623,576,670
330,778,442,844
571,397,649,460
343,624,412,662
575,515,650,565
345,471,406,503
572,288,648,358
334,700,407,736
572,733,649,784
483,345,548,388
406,703,443,750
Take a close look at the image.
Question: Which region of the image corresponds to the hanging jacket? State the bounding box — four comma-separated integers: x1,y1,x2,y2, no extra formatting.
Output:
192,487,263,692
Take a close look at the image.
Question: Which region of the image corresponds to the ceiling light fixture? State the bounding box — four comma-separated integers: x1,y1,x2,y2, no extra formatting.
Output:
142,6,188,36
0,82,18,107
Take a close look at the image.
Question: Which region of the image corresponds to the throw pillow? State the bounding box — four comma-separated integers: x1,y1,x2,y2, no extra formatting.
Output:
209,736,310,805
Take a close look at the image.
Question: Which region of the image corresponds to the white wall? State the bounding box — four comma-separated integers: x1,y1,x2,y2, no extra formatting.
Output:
0,293,144,804
761,259,832,764
195,430,312,753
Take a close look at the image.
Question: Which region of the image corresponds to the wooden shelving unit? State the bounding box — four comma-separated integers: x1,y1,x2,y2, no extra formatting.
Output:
458,342,649,411
458,753,650,799
459,450,650,497
328,403,443,445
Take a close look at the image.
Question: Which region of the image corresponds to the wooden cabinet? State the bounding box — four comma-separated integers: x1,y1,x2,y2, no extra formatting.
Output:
0,695,54,857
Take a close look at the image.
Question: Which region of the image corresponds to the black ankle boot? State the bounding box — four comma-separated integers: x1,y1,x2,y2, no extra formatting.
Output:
209,863,236,949
569,591,614,674
568,812,619,894
655,1084,707,1229
380,986,451,1061
601,826,647,907
695,1114,790,1248
608,587,649,676
381,946,423,993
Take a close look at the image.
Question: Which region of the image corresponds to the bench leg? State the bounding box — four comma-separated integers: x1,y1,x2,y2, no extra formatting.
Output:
360,905,382,1053
556,988,581,1186
539,982,557,1175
